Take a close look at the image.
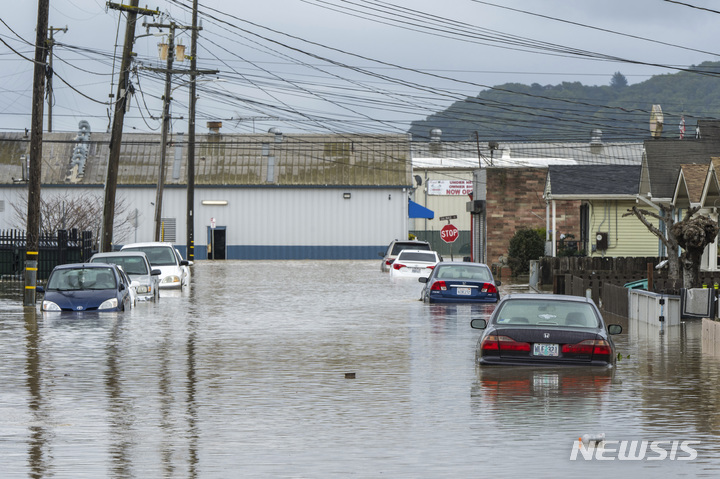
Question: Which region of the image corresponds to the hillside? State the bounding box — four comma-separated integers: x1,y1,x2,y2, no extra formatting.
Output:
408,61,720,142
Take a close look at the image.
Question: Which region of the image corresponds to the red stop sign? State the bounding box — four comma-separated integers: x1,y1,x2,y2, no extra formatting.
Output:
441,224,459,243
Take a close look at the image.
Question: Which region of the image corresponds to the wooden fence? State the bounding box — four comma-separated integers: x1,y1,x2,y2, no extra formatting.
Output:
0,229,94,280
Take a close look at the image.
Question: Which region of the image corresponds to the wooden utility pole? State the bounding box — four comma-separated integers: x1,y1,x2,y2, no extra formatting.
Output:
46,26,67,132
102,2,159,252
24,0,50,306
186,0,200,262
152,22,176,242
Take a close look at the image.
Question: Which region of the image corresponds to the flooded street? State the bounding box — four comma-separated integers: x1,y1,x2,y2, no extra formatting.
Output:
2,260,720,477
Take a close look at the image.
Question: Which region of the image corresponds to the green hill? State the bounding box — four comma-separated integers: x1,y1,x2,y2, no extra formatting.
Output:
408,61,720,142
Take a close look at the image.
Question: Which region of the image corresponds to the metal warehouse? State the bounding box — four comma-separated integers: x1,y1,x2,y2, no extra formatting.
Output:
0,129,415,260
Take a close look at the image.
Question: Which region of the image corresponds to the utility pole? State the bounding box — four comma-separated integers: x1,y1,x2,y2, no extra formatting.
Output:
143,18,215,245
152,22,176,242
102,2,159,252
186,0,200,262
24,0,50,306
46,26,67,132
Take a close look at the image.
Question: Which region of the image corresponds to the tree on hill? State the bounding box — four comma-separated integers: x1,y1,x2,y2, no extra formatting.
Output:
610,72,628,89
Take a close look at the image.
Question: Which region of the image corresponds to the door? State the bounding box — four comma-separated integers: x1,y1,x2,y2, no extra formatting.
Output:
207,226,227,260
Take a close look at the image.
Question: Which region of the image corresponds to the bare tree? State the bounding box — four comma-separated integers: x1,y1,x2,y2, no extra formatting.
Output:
672,214,719,288
625,203,718,289
12,191,134,248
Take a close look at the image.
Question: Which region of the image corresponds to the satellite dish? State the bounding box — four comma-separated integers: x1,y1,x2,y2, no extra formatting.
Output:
650,104,664,139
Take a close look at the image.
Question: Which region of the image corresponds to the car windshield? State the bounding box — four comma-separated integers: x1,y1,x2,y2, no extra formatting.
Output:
91,256,149,275
433,265,491,281
397,252,437,263
493,299,600,328
391,243,430,254
125,246,176,266
47,267,117,291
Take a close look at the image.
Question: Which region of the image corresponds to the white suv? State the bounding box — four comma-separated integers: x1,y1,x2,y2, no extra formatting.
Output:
121,242,190,289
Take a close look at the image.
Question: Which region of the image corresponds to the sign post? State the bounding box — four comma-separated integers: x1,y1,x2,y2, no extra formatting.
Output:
441,223,459,261
210,217,216,260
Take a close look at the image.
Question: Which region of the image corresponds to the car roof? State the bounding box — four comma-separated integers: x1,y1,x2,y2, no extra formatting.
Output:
436,261,490,267
122,242,175,248
52,262,118,270
91,251,149,258
397,249,437,254
499,293,595,304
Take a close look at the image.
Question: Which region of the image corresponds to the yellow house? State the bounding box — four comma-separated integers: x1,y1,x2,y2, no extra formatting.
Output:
545,164,657,257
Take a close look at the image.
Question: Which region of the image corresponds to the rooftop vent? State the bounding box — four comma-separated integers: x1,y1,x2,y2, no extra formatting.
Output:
430,128,442,142
207,121,222,134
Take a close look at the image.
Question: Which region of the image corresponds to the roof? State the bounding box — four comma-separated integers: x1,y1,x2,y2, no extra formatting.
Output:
0,131,412,187
412,140,644,169
678,164,709,204
545,165,641,198
643,138,720,200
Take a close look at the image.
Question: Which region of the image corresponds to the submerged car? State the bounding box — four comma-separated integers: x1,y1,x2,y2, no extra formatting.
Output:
419,262,500,303
389,249,440,279
90,251,161,301
379,239,432,272
470,294,623,367
38,263,133,312
121,242,190,289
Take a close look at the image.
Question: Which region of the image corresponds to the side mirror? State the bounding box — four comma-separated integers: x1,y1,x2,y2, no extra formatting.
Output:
608,324,623,335
378,252,384,258
36,285,45,293
119,283,126,291
180,260,189,266
418,277,428,283
151,269,162,276
471,318,487,330
495,280,502,286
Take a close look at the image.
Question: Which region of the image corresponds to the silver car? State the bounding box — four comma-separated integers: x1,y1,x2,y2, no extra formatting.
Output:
121,242,190,289
90,251,161,301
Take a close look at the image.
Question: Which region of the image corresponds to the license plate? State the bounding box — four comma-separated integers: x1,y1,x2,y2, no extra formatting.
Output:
456,287,472,296
412,268,421,273
533,343,559,356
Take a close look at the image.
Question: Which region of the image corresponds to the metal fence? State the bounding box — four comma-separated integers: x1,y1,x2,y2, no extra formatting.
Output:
0,229,94,281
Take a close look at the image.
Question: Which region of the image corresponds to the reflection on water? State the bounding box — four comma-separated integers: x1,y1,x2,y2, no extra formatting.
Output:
1,263,720,477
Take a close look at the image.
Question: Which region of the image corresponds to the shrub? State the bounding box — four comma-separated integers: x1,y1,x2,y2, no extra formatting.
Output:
507,228,545,276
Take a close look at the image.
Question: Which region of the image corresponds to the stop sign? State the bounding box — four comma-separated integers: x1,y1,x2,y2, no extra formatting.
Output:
441,224,459,243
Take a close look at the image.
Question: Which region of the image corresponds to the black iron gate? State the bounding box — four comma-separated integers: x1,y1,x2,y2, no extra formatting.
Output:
0,229,94,280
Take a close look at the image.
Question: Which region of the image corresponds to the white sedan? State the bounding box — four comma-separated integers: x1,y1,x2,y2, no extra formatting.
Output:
389,249,441,278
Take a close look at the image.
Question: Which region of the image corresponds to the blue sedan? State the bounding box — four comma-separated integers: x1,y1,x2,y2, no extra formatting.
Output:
419,262,501,303
38,263,133,312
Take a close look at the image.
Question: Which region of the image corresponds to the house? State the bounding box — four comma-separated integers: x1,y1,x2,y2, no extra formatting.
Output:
0,128,414,260
544,164,655,257
411,131,644,268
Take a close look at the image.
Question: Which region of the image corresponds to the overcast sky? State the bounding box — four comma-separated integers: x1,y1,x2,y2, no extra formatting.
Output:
2,0,719,136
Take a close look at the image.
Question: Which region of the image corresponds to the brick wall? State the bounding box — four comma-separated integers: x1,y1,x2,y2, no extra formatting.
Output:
486,168,580,267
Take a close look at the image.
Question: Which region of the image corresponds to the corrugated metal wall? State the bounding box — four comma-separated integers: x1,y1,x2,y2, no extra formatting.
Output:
0,184,410,260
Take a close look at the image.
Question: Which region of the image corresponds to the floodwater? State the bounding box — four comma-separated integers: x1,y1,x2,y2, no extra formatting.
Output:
1,260,720,478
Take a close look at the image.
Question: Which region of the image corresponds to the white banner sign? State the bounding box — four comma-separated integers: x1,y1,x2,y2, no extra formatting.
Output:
427,179,474,196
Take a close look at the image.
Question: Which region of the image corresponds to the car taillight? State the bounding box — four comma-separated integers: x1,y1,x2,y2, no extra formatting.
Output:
481,283,497,293
427,265,436,269
430,280,448,291
481,334,531,351
385,259,393,265
562,339,611,356
393,263,405,270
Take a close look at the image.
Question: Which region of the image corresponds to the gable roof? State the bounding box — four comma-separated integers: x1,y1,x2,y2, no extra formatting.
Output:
642,138,720,201
0,132,412,187
545,165,641,199
673,164,708,207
